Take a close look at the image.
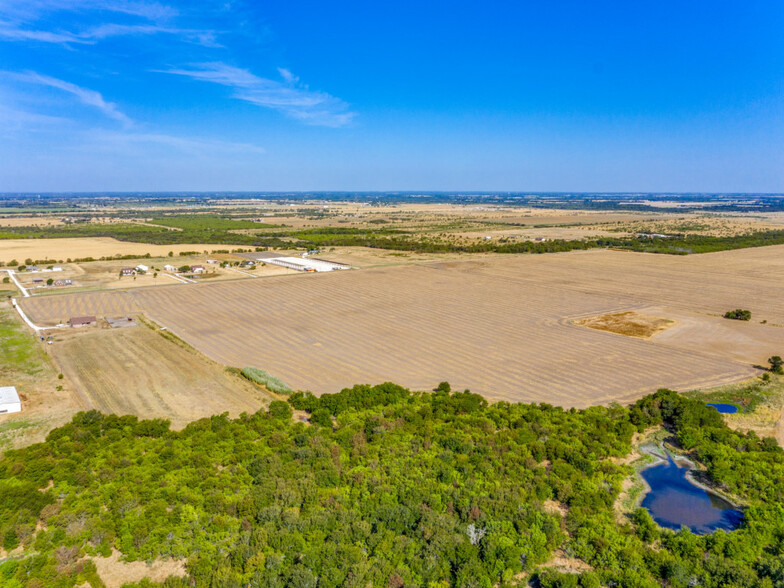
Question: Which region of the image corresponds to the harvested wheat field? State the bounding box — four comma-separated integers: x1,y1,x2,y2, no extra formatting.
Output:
22,245,784,407
0,237,230,264
22,289,140,324
577,311,674,339
47,323,272,428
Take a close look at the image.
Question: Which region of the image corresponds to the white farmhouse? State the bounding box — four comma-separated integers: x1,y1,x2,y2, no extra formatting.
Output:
0,387,21,415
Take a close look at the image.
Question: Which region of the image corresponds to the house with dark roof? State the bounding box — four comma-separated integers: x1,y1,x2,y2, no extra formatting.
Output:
70,316,97,327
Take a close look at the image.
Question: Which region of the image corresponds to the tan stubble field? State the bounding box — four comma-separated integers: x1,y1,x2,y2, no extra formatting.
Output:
20,244,784,408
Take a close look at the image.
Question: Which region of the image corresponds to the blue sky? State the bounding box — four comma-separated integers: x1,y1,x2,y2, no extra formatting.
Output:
0,1,782,192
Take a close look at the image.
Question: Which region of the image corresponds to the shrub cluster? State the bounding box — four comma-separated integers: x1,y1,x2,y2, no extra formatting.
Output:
724,309,752,321
240,367,293,395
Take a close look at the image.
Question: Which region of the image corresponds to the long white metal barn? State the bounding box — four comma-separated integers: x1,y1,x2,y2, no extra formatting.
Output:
260,256,350,272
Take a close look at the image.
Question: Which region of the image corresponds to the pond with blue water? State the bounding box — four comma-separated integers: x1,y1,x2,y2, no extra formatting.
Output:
706,402,740,414
640,454,743,534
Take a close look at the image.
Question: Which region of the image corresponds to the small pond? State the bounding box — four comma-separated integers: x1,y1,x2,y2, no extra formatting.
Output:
706,402,739,414
640,454,743,534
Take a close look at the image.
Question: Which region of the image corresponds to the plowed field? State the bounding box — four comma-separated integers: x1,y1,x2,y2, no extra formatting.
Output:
22,245,784,407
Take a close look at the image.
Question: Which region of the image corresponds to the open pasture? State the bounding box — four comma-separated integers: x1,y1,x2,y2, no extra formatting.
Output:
20,245,784,407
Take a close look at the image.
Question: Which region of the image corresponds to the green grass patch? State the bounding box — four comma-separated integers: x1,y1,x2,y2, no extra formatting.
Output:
0,308,49,377
0,419,35,451
240,367,292,395
685,374,783,413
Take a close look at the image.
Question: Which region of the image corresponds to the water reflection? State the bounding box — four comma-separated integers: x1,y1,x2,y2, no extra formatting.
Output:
640,454,743,534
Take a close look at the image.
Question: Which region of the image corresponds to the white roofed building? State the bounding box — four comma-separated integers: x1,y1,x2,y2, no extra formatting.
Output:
260,256,350,272
0,387,21,415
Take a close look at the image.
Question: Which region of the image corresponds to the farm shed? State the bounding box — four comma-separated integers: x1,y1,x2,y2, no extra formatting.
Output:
163,264,177,272
70,315,97,327
261,256,350,272
135,264,149,273
0,387,21,414
106,317,137,328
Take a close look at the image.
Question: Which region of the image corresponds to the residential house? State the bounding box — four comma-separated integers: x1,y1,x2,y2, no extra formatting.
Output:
69,316,97,328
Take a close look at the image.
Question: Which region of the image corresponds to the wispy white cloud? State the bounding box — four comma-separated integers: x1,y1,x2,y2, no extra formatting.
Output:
0,0,177,23
277,67,298,84
88,129,266,156
8,72,131,125
163,62,356,127
0,20,217,46
0,103,72,132
0,0,217,46
87,0,178,21
0,25,89,44
87,22,218,45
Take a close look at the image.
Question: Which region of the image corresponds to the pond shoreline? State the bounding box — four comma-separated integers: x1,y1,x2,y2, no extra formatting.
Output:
637,443,742,511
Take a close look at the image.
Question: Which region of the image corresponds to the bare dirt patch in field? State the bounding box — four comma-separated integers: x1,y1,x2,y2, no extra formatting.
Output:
577,311,674,339
47,320,273,429
540,550,594,574
90,550,186,588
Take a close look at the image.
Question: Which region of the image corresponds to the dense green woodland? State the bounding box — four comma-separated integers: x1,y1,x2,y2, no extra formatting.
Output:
1,385,783,588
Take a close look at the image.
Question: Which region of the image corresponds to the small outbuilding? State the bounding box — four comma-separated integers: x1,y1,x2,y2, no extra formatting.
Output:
163,264,177,272
135,264,149,273
0,387,21,415
70,316,97,328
